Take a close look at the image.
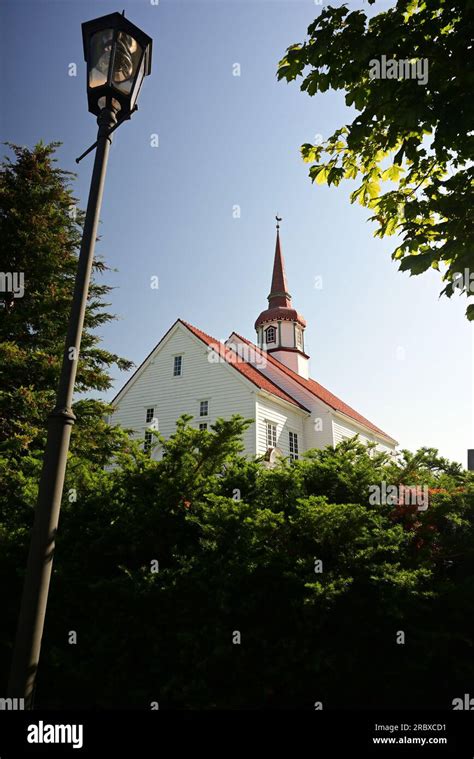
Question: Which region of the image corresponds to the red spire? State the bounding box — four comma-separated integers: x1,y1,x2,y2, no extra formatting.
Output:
254,219,306,330
268,227,292,308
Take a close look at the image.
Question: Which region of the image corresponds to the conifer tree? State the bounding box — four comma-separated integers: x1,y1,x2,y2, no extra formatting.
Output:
0,142,132,512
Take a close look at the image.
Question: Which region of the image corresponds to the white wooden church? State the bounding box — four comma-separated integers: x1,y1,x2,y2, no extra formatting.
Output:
111,224,397,460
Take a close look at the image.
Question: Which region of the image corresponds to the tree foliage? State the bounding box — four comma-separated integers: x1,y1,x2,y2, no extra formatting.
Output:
278,0,474,318
1,141,472,710
2,419,472,709
0,142,133,516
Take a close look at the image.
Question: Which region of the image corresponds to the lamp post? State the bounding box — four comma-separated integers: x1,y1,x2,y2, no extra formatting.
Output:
8,12,152,707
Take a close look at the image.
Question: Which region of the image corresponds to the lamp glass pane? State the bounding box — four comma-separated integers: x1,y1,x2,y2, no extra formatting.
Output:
112,32,142,94
130,53,146,109
97,96,122,111
89,29,114,88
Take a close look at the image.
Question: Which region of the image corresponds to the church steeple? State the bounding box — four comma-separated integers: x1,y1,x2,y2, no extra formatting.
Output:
255,218,310,378
268,223,292,309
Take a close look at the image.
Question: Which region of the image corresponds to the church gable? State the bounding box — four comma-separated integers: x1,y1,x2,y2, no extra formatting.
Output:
111,320,257,453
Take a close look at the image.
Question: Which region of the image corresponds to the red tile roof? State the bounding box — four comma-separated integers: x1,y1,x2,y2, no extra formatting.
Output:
255,306,306,329
231,332,397,443
180,320,310,412
112,317,395,444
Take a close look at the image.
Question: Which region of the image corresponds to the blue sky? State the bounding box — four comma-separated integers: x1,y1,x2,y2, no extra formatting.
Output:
1,0,471,465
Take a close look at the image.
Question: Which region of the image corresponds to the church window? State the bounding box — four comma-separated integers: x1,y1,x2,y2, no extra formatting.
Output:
289,431,299,460
173,355,183,376
146,407,154,423
199,400,209,417
266,422,277,448
295,327,303,349
144,430,153,454
265,326,276,344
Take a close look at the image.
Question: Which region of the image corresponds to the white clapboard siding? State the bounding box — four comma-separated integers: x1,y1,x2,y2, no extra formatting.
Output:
112,323,256,456
255,394,306,457
332,416,394,453
303,399,334,451
111,323,396,462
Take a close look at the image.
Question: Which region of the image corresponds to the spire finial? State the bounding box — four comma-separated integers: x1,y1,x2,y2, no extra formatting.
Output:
275,214,282,230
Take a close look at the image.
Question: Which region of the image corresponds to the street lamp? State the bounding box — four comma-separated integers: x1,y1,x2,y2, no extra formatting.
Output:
8,11,152,708
83,11,152,120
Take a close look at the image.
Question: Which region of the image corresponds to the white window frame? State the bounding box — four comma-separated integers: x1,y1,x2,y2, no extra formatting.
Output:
145,407,155,423
295,326,303,350
289,430,299,461
199,400,209,417
173,354,183,377
199,422,208,431
266,421,277,448
144,430,153,454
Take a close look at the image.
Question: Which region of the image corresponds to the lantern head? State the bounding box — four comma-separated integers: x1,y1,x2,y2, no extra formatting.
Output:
82,11,152,120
